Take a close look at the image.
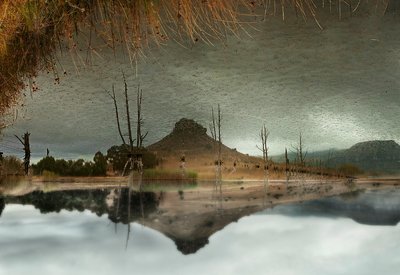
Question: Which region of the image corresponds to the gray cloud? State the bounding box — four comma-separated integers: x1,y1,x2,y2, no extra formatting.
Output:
1,15,399,160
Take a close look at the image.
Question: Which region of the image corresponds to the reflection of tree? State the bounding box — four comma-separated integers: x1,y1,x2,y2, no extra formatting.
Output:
0,197,5,217
5,190,159,224
9,190,110,215
109,190,159,224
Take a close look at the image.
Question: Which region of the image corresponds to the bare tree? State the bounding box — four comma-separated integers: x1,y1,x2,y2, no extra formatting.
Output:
107,73,147,194
15,132,30,176
291,132,307,178
297,132,307,167
122,72,134,150
285,147,290,183
257,124,270,193
107,84,126,146
136,85,148,148
210,104,222,195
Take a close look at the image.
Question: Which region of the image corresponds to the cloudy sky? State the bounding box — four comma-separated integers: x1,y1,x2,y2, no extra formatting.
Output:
1,15,399,161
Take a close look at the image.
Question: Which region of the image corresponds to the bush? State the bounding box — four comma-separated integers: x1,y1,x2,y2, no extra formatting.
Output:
42,170,59,179
32,151,108,177
337,163,363,176
143,169,197,180
0,156,23,176
106,144,158,172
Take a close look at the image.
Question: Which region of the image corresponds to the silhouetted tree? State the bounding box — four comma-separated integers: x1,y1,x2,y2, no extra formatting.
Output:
93,151,107,176
32,152,108,177
106,144,157,172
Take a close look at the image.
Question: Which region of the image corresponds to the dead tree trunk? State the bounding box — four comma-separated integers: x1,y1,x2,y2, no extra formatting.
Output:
296,132,307,181
123,73,134,150
217,105,222,193
15,132,30,176
285,147,290,183
136,85,148,148
298,132,306,166
107,84,126,145
137,85,142,148
135,85,147,191
210,105,222,195
257,125,270,193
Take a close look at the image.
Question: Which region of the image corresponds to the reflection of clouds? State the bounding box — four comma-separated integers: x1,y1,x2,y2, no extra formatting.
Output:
1,205,399,275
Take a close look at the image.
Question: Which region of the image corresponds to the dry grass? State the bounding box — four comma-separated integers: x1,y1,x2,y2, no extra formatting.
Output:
0,0,393,116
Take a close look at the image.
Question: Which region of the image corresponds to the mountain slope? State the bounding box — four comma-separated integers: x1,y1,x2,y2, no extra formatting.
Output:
147,118,257,163
332,140,400,174
273,140,400,174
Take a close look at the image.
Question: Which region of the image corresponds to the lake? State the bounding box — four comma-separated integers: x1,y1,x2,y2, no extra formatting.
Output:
0,182,399,275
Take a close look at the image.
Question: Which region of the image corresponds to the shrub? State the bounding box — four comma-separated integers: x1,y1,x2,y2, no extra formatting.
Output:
32,152,108,177
42,170,59,179
337,163,363,176
143,169,198,180
0,156,23,176
106,144,158,172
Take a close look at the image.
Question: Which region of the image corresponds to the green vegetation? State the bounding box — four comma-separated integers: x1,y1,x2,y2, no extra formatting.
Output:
32,151,107,177
106,144,157,172
143,169,197,180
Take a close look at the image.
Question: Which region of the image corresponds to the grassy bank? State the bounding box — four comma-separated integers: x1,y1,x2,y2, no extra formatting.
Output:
142,169,197,181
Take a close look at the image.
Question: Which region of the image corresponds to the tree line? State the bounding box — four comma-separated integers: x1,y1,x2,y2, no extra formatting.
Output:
31,145,157,177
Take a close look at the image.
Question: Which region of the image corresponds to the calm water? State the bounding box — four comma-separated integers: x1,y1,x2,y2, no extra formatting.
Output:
0,188,399,275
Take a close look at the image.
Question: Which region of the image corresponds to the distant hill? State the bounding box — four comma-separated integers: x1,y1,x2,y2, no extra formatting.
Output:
332,140,400,174
273,140,400,175
147,118,257,163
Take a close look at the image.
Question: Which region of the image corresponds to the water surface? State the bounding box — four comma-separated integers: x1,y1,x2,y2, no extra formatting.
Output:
0,187,399,275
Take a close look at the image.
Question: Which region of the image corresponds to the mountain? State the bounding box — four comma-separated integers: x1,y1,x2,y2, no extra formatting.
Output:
332,140,400,173
147,118,258,164
272,140,400,175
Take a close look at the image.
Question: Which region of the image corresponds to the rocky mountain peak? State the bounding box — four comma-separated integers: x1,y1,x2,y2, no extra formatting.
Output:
173,118,207,136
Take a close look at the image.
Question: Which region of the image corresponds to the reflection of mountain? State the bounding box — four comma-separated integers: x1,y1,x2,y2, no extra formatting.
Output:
268,190,400,226
2,188,261,255
141,201,261,255
3,187,400,255
173,237,209,255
